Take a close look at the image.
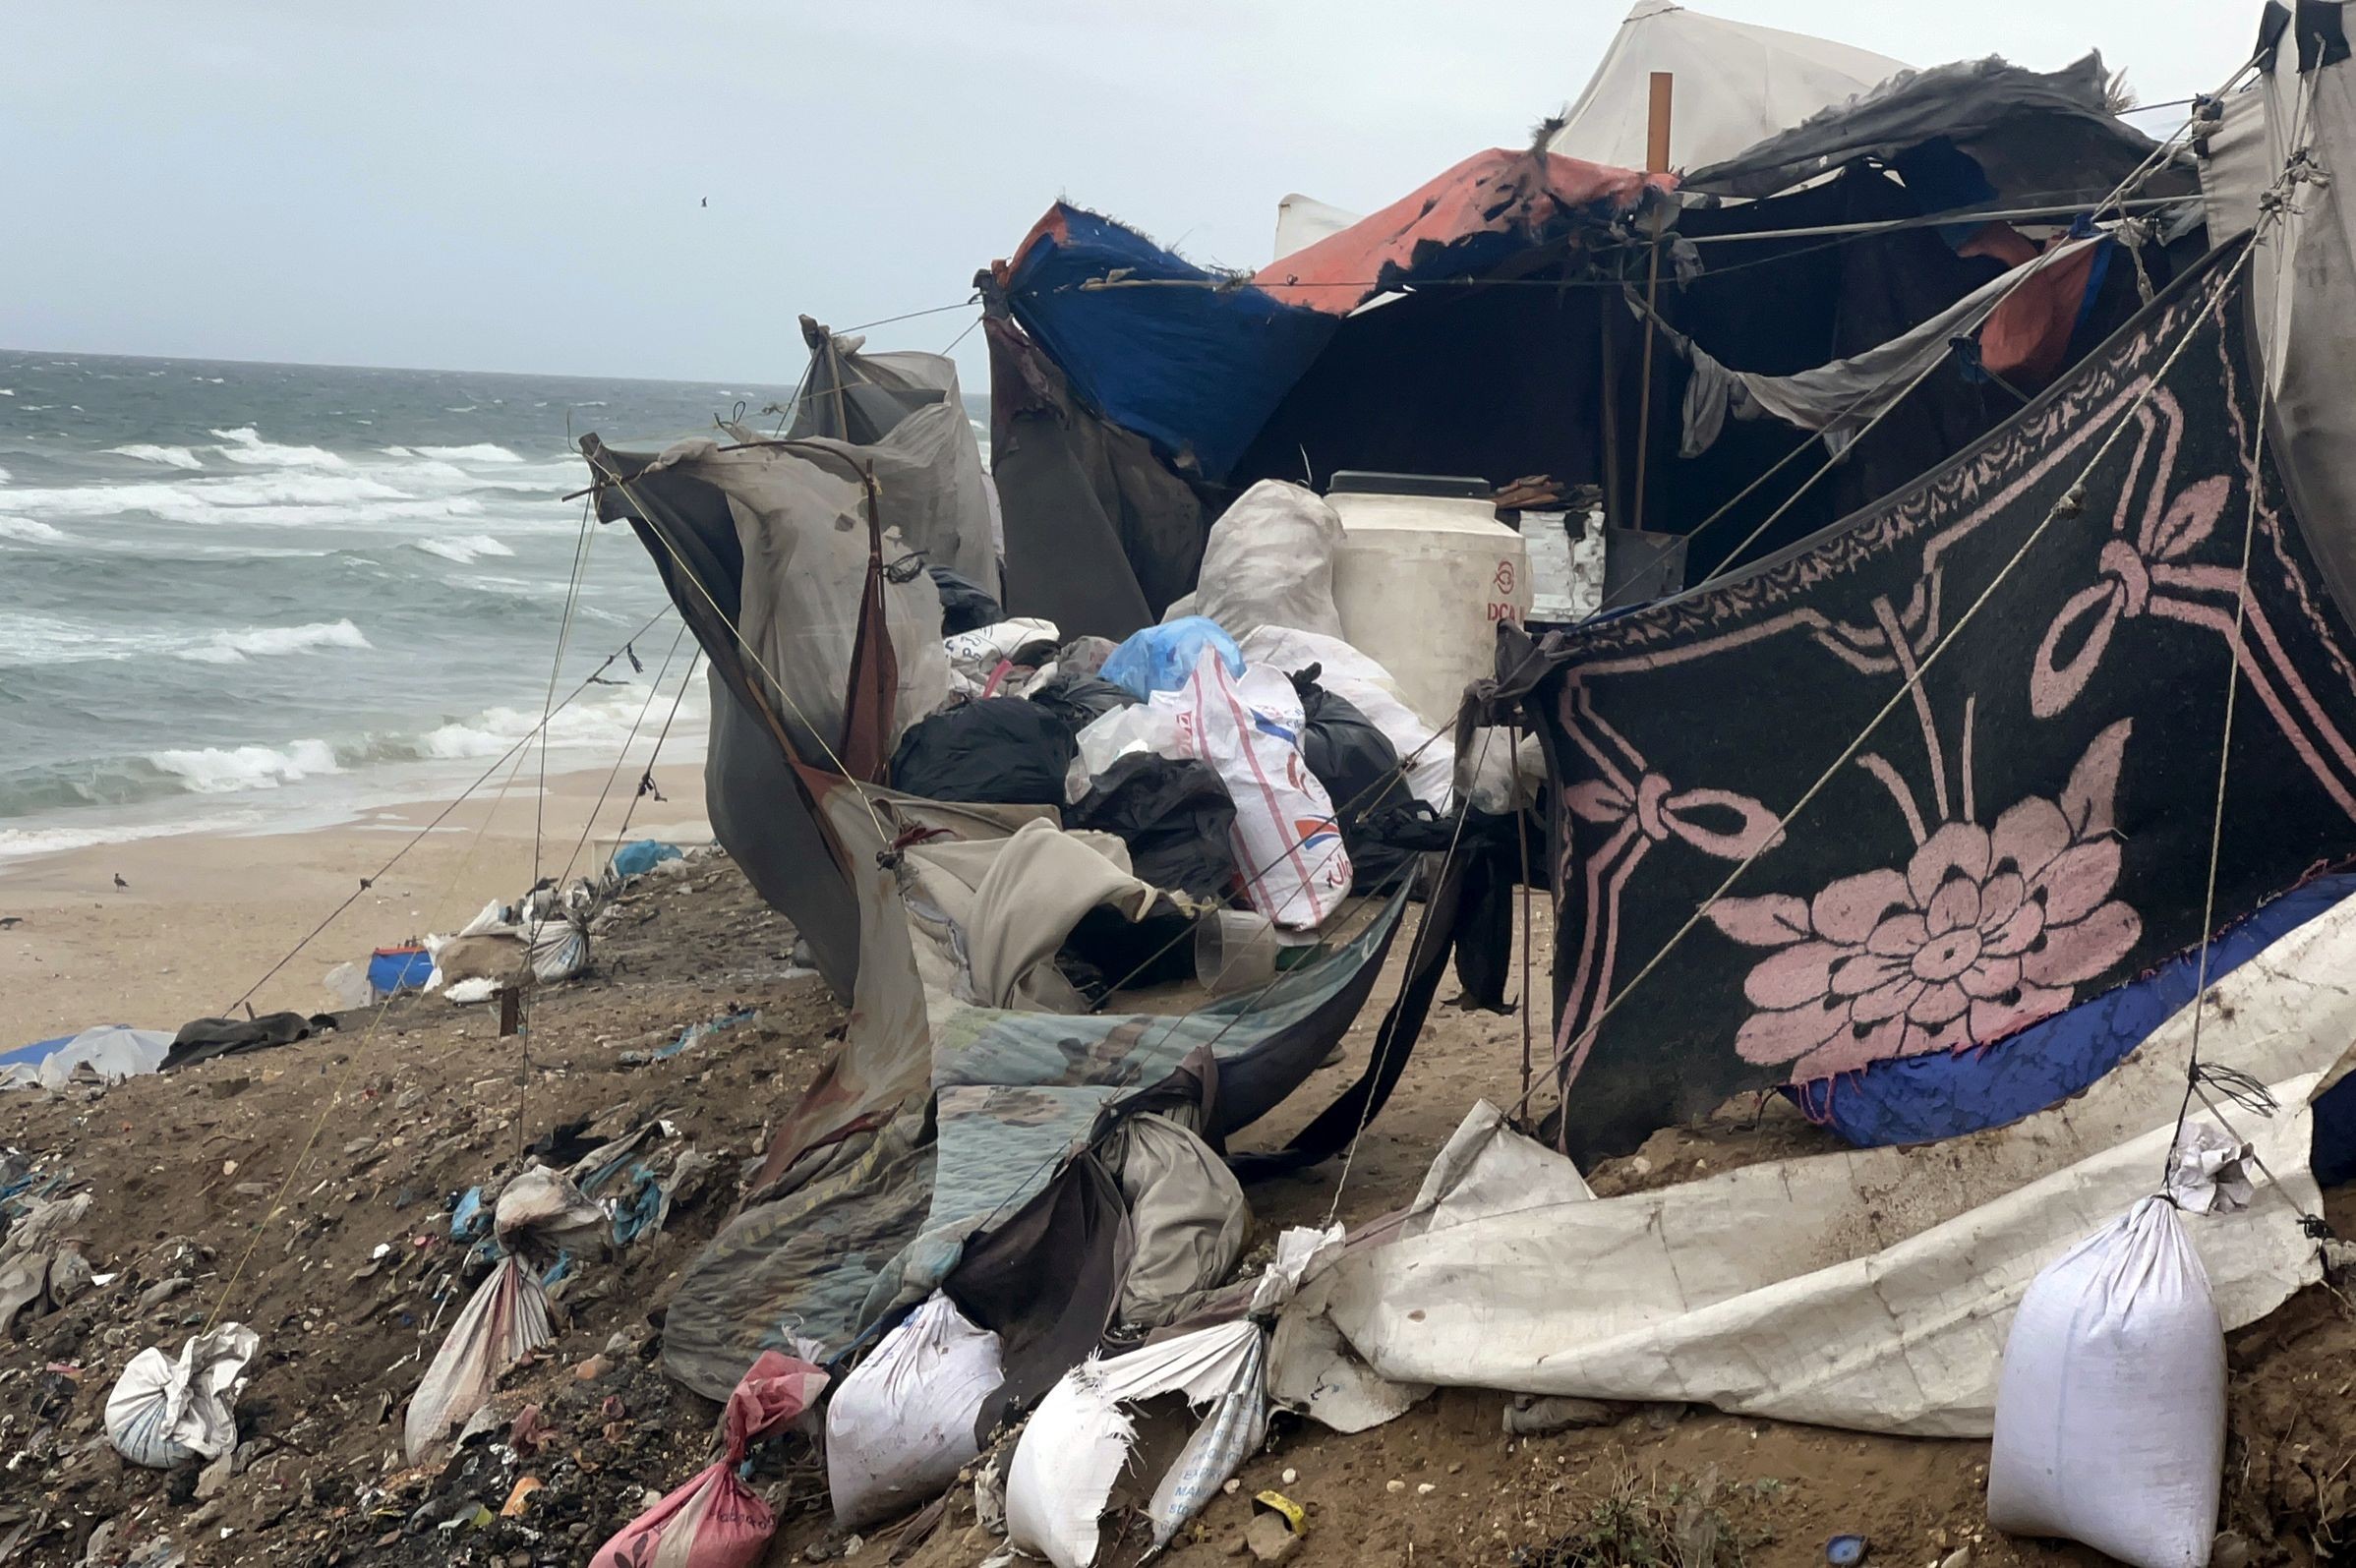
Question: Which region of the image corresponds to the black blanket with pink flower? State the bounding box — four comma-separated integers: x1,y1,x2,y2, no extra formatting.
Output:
1526,241,2356,1165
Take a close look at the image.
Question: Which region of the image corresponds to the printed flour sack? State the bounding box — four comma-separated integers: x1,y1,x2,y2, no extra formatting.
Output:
1987,1195,2227,1568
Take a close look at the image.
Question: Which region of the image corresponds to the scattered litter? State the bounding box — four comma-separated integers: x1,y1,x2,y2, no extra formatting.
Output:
104,1323,260,1469
1825,1535,1868,1566
588,1351,829,1568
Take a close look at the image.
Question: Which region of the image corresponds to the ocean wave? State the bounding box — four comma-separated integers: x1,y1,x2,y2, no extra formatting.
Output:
0,813,261,862
208,426,349,469
418,680,710,761
0,516,68,544
0,471,491,529
147,738,342,792
411,534,516,564
108,443,204,469
173,618,373,665
0,465,11,484
416,442,525,463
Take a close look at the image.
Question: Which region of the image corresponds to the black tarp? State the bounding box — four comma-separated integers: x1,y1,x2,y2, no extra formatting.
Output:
1526,242,2356,1164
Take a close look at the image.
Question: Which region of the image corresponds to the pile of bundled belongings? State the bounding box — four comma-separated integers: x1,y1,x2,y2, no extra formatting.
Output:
425,880,595,1003
563,4,2356,1561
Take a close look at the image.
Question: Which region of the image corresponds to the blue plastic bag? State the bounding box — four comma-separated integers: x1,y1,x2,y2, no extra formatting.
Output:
612,840,682,879
1099,616,1245,700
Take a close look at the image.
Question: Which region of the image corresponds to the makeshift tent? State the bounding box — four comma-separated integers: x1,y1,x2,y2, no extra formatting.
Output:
1512,236,2356,1164
986,53,2177,641
1546,0,1911,174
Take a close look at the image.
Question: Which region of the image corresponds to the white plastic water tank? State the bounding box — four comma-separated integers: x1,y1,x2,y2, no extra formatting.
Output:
1324,474,1532,726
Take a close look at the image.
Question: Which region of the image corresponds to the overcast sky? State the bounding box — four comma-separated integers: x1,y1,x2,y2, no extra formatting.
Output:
0,1,2261,388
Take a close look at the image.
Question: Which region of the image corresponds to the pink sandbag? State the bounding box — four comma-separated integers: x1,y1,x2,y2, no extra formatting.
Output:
590,1352,830,1568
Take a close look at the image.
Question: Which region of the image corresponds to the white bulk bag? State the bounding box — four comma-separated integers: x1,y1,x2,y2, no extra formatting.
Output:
1987,1195,2226,1568
1192,481,1344,641
826,1293,1006,1529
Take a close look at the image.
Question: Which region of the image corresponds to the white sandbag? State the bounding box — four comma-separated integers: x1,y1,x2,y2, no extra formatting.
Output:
826,1293,1006,1530
404,1168,604,1462
1004,1227,1340,1567
1238,625,1454,808
106,1323,259,1469
1192,481,1344,641
1158,648,1351,929
1987,1195,2226,1568
526,916,589,984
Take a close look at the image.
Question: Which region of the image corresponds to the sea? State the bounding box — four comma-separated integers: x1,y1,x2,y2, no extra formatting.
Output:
0,348,928,864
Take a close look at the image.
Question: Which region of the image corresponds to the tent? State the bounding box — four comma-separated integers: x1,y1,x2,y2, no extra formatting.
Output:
1546,0,1911,174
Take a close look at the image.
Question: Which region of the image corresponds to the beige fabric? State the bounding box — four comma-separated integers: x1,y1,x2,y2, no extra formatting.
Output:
1113,1112,1251,1329
1300,900,2356,1438
903,817,1161,1012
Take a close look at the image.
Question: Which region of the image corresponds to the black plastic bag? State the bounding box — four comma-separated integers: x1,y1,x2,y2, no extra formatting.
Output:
889,698,1074,806
1027,669,1137,733
927,564,1004,636
1290,668,1416,888
1068,754,1238,900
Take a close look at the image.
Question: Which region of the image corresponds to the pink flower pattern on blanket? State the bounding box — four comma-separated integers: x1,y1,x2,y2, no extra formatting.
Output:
1708,722,2142,1077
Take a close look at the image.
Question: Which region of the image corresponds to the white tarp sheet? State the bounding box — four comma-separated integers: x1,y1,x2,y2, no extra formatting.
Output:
1546,0,1909,174
1297,899,2355,1437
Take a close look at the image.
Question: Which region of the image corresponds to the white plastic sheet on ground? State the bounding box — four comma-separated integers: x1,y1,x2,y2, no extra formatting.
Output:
1987,1195,2225,1568
1294,900,2356,1437
1237,626,1454,809
826,1293,1006,1530
1191,481,1344,642
404,1168,606,1462
1158,648,1351,930
1005,1227,1336,1568
0,1025,172,1092
105,1323,259,1469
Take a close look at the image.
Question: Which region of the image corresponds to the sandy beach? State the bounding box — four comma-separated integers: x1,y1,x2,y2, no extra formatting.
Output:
0,757,711,1048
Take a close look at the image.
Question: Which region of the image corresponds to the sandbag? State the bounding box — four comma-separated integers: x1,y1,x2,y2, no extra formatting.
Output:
1100,616,1244,701
889,698,1077,806
105,1323,259,1469
404,1169,606,1462
1068,755,1238,900
1159,648,1351,929
928,563,1004,636
590,1351,830,1568
1987,1195,2225,1568
826,1294,1007,1530
1191,480,1344,641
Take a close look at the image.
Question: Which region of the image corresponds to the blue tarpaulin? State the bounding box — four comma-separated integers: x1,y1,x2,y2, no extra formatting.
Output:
1004,204,1335,483
612,840,683,879
1789,872,2356,1146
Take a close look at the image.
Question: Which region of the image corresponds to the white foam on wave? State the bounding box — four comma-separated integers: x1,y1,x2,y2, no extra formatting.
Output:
208,426,348,469
0,470,491,530
0,812,261,862
0,516,68,544
419,678,712,763
173,618,373,666
416,442,524,463
108,443,203,470
147,739,341,793
411,534,516,564
0,464,12,484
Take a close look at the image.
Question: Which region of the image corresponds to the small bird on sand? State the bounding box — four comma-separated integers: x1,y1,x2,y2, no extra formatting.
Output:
112,873,128,890
700,197,708,207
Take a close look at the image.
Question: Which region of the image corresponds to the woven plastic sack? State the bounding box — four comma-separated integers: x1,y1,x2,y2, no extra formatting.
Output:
1987,1195,2226,1568
826,1293,1005,1529
105,1323,259,1469
1157,648,1350,929
589,1351,829,1568
1191,480,1344,641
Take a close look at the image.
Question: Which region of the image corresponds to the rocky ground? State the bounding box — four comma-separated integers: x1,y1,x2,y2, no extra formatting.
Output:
4,854,2355,1568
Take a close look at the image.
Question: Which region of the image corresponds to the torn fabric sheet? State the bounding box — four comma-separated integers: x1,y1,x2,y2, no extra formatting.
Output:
1302,899,2354,1437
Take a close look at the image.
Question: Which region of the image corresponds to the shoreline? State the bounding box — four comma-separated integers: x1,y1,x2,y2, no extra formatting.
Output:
0,756,710,1046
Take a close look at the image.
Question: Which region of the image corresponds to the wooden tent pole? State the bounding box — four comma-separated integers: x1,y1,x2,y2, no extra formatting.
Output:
1631,71,1674,537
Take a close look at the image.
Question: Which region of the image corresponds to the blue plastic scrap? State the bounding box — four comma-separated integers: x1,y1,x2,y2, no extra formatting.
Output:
656,1007,757,1062
612,840,683,879
1099,616,1245,701
449,1187,487,1243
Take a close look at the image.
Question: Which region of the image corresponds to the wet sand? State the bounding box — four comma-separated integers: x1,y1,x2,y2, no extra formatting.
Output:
0,759,710,1046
